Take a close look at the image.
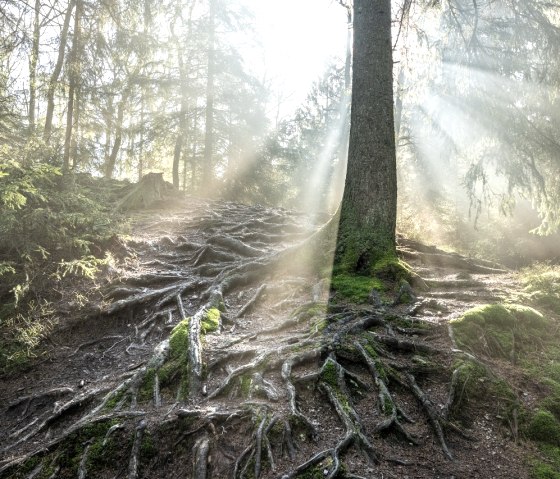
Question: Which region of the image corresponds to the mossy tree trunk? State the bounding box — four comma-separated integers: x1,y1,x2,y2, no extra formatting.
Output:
335,0,397,274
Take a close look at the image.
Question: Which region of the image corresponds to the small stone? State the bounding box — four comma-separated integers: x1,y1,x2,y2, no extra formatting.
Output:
323,469,329,476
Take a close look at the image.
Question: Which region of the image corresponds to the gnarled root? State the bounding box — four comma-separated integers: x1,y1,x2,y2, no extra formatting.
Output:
283,356,379,479
192,433,210,479
354,341,418,444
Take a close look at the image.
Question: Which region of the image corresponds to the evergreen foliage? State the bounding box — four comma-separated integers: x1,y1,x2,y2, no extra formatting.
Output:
0,159,125,372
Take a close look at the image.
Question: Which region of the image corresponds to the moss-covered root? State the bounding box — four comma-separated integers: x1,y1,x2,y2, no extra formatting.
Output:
354,341,418,444
188,308,205,396
233,413,281,479
282,359,377,479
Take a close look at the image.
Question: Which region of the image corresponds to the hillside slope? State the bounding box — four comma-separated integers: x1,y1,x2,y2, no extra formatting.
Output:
1,198,557,479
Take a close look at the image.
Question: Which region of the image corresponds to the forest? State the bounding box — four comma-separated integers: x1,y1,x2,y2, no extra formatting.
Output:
1,0,560,478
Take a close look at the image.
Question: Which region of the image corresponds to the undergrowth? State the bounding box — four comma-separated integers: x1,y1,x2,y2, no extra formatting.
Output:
450,281,560,478
0,160,127,374
520,264,560,314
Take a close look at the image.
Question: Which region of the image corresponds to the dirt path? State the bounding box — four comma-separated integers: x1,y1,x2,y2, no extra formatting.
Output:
0,199,536,478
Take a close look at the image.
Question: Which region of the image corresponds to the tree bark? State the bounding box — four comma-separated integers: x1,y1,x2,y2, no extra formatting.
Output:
335,0,397,273
43,0,75,143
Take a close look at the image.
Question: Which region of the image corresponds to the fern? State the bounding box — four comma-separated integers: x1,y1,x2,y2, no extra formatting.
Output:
55,255,109,280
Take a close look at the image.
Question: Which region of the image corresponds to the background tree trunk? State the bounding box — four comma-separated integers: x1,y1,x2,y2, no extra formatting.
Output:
62,0,82,174
43,0,75,143
202,0,216,191
104,93,127,179
28,0,41,132
335,0,397,273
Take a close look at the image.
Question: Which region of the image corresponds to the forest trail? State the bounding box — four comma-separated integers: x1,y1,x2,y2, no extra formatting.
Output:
0,199,538,479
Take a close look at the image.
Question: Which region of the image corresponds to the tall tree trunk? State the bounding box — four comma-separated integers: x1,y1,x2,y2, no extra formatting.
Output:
28,0,41,132
191,109,199,190
62,0,82,174
332,4,352,212
104,92,128,179
104,95,114,174
138,96,145,182
202,0,216,190
137,0,152,182
172,0,196,189
394,68,405,141
173,113,186,188
71,83,81,170
43,0,75,143
335,0,397,273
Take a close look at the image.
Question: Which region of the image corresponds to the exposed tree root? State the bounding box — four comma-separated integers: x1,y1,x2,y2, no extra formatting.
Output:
282,354,320,440
354,341,418,444
77,442,91,479
0,411,146,475
128,419,147,479
68,335,125,357
188,307,204,397
7,387,75,413
0,201,502,479
236,284,267,319
193,433,211,479
405,372,453,460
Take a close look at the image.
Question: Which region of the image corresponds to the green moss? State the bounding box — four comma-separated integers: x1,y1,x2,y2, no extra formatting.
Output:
532,462,560,479
202,308,220,334
411,355,442,375
527,410,560,445
449,358,516,425
168,319,190,399
310,317,328,334
293,302,328,322
382,396,394,415
542,380,560,420
103,390,125,411
363,342,378,359
448,360,493,421
334,204,395,276
295,457,333,478
239,375,253,397
372,256,413,283
450,304,550,359
139,368,156,402
331,273,384,303
21,456,41,474
169,319,189,358
532,445,560,479
57,419,121,476
320,360,338,389
521,264,560,313
140,432,157,459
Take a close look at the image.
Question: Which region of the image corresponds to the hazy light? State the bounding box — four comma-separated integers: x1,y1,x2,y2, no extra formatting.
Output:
241,0,347,119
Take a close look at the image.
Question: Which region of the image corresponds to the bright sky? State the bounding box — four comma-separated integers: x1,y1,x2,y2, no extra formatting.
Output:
242,0,349,119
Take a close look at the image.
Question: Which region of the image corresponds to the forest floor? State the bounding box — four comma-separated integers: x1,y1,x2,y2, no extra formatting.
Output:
0,196,554,479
